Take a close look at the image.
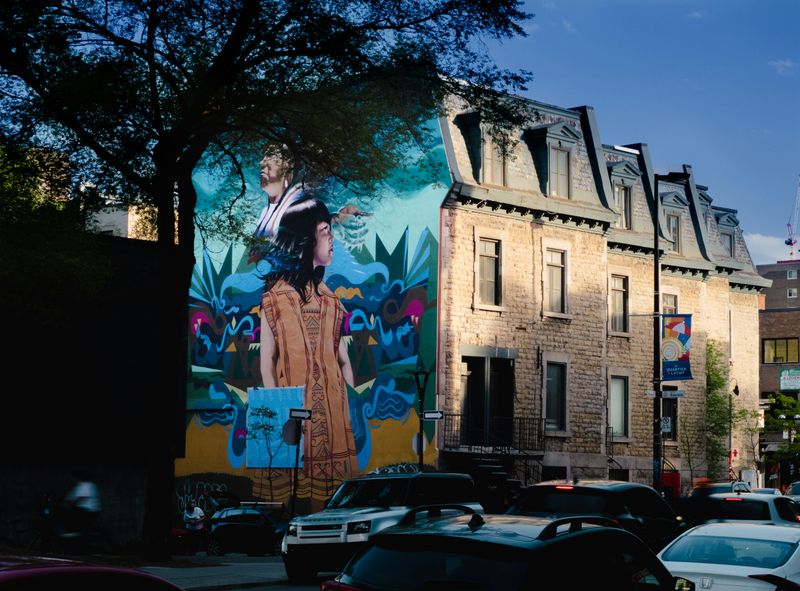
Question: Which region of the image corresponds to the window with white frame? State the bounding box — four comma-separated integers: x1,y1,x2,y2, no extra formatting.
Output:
610,275,629,333
789,288,798,299
662,293,678,315
549,146,570,197
609,376,629,438
789,269,798,280
545,249,566,314
615,184,632,229
545,362,567,432
477,238,501,306
666,214,681,253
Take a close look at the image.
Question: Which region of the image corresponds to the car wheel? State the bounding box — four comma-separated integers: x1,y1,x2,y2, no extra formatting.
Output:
206,537,225,556
284,555,316,584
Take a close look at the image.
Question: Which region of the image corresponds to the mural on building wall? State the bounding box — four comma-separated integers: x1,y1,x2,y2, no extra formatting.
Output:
184,122,449,504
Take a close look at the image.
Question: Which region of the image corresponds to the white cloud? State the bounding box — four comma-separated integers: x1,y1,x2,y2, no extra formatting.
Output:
562,19,576,32
769,58,797,76
687,10,705,19
744,233,789,265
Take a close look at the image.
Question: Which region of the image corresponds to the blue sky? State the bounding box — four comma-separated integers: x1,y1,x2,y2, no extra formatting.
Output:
487,0,799,264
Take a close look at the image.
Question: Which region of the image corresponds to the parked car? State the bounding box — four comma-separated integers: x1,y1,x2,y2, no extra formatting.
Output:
754,487,784,495
684,492,800,528
659,522,800,590
282,472,483,584
206,506,286,556
506,479,686,552
688,480,752,497
0,553,185,590
786,481,800,501
321,506,695,591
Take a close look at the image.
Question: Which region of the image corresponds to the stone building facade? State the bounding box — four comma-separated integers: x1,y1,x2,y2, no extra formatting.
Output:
436,96,768,493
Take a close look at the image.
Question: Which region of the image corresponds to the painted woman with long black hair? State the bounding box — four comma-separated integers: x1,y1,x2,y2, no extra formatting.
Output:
259,196,358,496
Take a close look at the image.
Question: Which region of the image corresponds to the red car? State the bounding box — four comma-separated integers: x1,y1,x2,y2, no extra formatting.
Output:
0,554,185,590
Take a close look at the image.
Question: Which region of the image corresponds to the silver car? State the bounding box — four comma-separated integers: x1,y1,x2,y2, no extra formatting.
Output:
695,492,800,526
659,522,800,590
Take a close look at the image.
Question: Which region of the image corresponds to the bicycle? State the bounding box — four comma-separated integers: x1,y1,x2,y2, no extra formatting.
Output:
0,495,65,555
0,516,45,552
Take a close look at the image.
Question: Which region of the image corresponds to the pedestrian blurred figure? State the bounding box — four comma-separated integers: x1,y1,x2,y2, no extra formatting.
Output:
182,500,205,555
63,470,101,549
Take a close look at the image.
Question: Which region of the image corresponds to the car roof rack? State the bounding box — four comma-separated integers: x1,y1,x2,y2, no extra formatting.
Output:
397,504,477,526
537,516,620,540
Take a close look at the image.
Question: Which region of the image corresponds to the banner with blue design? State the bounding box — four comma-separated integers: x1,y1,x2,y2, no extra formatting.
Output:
662,314,692,381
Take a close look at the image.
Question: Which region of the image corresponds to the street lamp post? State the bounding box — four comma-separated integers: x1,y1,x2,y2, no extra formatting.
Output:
652,170,690,491
413,367,432,472
729,384,740,481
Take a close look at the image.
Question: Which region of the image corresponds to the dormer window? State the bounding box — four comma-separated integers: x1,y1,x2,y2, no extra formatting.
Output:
615,184,632,229
523,121,582,198
549,147,569,197
720,231,734,257
713,208,741,261
607,160,641,231
483,137,507,187
667,214,681,253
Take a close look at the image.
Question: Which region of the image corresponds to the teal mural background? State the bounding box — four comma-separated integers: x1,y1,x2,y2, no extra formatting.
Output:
185,120,451,474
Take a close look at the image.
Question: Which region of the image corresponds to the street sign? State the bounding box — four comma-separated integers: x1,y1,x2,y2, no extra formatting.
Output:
422,410,444,421
289,408,312,420
645,390,685,399
661,416,672,433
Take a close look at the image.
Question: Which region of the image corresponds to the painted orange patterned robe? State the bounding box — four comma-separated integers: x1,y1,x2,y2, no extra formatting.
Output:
261,279,358,498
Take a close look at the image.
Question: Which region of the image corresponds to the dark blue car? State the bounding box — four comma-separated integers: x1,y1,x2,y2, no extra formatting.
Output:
206,506,286,556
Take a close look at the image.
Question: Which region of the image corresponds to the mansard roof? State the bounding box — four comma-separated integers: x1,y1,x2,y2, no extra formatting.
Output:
440,94,767,291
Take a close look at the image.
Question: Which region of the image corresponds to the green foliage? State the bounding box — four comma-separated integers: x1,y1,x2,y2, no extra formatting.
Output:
0,0,534,248
0,141,110,326
705,340,730,480
764,393,800,461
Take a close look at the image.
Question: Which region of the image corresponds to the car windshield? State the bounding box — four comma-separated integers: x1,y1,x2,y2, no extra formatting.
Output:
788,483,800,496
344,537,530,590
507,487,612,515
662,535,797,568
327,479,409,509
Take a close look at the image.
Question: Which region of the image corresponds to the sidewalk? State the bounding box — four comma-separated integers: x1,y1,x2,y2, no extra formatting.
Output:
140,555,288,590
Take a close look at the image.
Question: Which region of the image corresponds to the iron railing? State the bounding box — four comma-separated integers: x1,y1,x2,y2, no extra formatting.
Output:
442,414,544,454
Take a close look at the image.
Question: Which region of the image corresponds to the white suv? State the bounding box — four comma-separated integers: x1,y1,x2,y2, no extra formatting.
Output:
282,472,483,583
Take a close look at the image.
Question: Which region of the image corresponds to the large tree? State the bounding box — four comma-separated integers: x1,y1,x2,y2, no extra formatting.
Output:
0,0,532,556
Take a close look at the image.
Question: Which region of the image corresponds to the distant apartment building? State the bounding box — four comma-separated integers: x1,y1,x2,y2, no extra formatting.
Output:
757,261,800,398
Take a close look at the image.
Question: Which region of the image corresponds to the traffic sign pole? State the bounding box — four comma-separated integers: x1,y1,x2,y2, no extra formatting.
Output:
287,408,311,518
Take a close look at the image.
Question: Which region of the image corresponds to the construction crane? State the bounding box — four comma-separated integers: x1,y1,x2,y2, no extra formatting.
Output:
786,174,800,259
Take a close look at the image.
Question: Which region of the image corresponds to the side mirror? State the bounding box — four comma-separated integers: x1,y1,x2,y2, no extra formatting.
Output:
674,576,695,591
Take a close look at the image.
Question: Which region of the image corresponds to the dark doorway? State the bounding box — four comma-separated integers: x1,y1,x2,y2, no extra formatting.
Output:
462,356,515,446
